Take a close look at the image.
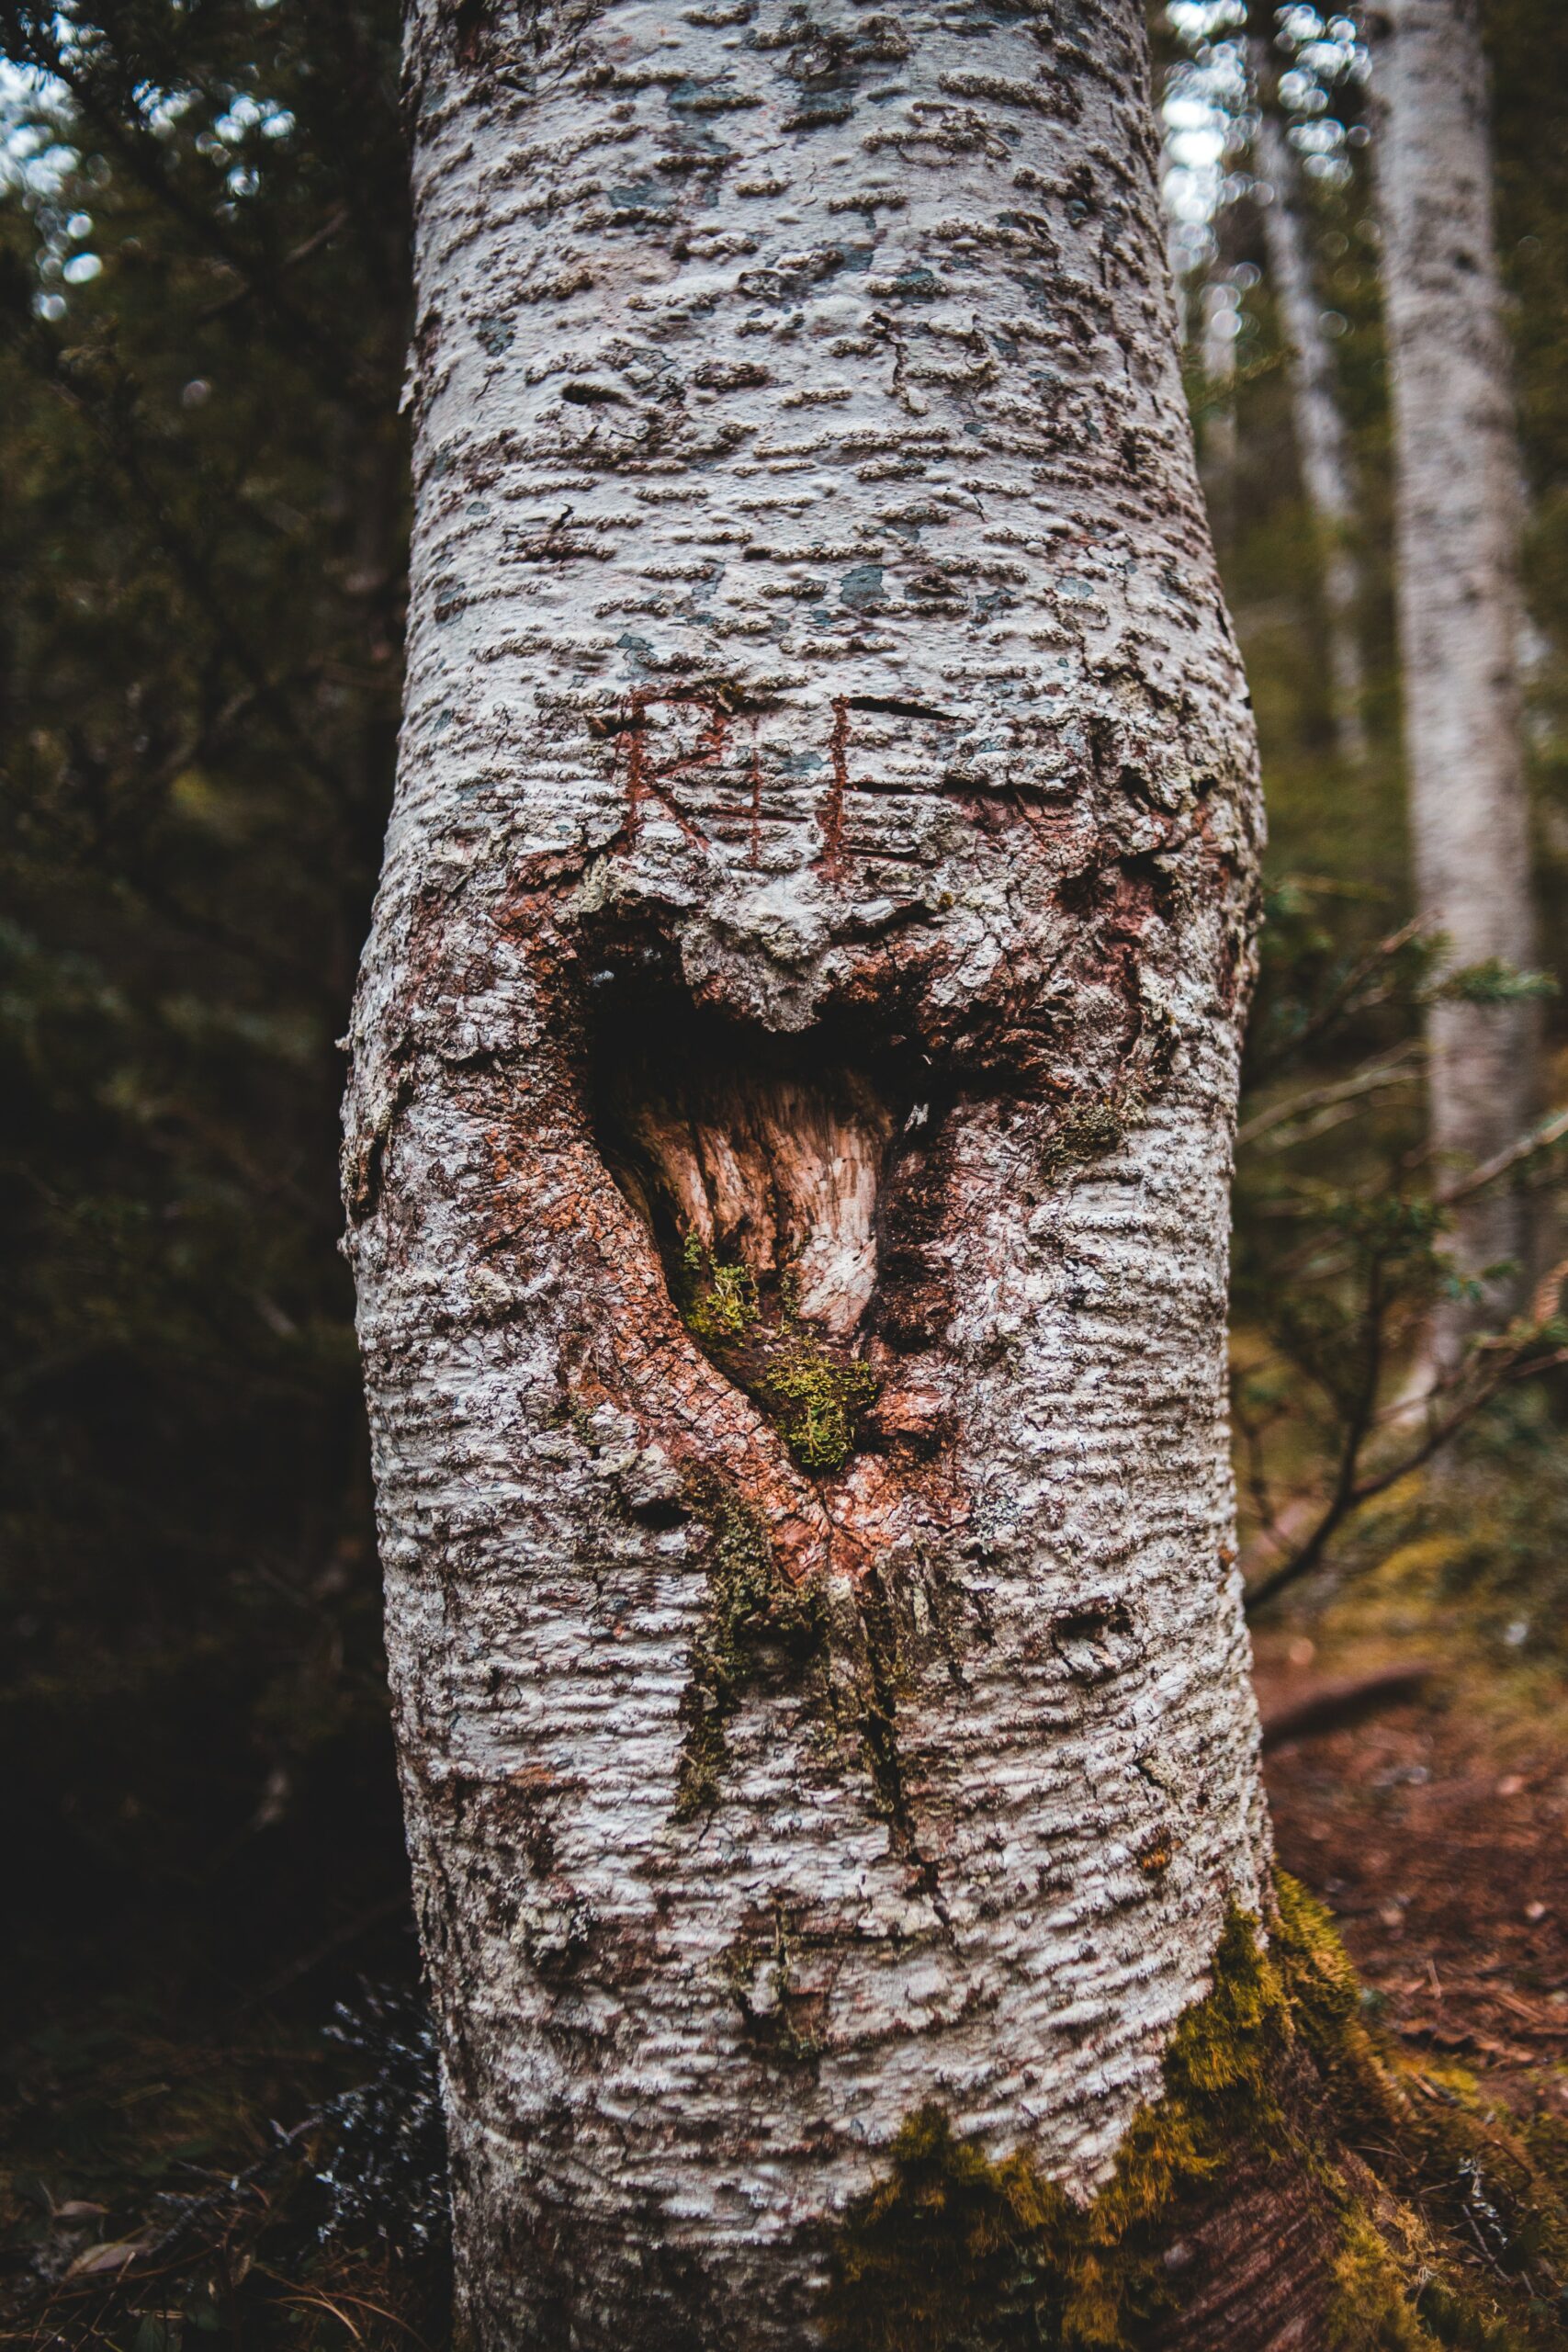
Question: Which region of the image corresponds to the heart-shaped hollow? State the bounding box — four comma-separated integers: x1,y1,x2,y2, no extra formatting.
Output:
591,989,903,1472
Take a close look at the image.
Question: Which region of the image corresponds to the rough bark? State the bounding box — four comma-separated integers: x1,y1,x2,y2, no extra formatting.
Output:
1251,83,1369,767
344,2,1279,2342
1375,0,1541,1365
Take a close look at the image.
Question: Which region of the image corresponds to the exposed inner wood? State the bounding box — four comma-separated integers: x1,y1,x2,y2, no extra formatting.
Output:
594,1006,898,1340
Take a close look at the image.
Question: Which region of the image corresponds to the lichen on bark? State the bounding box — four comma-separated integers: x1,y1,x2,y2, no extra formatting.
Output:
674,1478,829,1817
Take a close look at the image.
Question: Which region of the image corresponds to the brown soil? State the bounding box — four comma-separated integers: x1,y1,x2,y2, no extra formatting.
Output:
1256,1633,1568,2120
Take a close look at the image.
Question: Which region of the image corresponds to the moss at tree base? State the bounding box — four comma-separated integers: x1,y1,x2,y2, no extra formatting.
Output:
821,1881,1568,2351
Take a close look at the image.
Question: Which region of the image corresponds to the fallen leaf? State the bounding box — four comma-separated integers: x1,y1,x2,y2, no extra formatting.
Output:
66,2238,145,2278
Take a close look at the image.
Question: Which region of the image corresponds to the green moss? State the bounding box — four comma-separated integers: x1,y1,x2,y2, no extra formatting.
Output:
1329,2216,1447,2351
821,2103,1066,2351
822,1904,1293,2352
680,1233,759,1343
823,1889,1566,2352
1278,1876,1568,2326
675,1235,879,1475
1048,1904,1296,2347
761,1333,880,1473
674,1484,827,1818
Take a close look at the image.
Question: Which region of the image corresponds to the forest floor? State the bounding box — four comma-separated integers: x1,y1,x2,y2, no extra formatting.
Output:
1256,1616,1568,2126
6,1589,1568,2347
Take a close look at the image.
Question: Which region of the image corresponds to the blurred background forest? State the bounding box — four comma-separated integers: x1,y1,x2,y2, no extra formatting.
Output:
2,1,1568,2343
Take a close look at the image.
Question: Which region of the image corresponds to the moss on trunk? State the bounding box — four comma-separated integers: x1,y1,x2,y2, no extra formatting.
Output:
821,1880,1568,2350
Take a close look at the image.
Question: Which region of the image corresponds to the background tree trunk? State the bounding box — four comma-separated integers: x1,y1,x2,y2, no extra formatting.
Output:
1376,0,1541,1368
1200,266,1242,541
1251,81,1369,768
345,3,1278,2341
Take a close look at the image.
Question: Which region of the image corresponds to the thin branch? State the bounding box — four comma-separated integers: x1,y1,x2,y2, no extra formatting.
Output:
1436,1104,1568,1207
1247,915,1427,1080
197,204,351,322
1235,1044,1422,1150
1245,1343,1568,1613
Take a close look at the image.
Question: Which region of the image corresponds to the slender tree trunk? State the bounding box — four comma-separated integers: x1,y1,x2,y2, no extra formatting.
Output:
1252,89,1369,766
344,4,1286,2340
1376,0,1541,1365
1200,269,1241,542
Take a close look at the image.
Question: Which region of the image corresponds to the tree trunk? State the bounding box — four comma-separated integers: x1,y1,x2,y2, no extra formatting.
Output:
1200,269,1241,543
1251,87,1369,767
1375,0,1541,1366
344,3,1281,2340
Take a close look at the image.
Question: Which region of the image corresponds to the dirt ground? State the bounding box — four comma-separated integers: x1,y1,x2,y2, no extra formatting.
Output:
1255,1627,1568,2122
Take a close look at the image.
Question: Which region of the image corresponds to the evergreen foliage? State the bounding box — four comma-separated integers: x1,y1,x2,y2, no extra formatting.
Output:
0,0,411,2016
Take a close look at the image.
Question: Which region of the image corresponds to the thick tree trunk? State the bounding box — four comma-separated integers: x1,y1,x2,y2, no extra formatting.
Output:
1252,91,1369,767
344,3,1279,2341
1376,0,1541,1366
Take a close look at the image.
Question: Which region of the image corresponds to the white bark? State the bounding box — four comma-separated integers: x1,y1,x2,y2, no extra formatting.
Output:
345,3,1269,2340
1201,273,1240,527
1253,94,1369,766
1376,0,1540,1361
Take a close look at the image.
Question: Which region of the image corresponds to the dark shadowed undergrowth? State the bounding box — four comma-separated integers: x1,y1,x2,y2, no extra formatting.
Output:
0,1985,448,2352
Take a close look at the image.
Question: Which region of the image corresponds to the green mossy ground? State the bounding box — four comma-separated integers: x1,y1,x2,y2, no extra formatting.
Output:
821,1882,1568,2351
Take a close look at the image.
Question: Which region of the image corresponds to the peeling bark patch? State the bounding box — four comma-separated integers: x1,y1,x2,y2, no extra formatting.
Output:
1051,1598,1138,1686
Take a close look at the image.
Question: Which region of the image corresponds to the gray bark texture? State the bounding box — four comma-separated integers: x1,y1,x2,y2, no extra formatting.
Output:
1376,0,1541,1363
344,1,1270,2341
1251,84,1368,766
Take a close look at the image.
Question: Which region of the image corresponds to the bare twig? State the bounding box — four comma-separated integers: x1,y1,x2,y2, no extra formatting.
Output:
1236,1045,1423,1150
1436,1105,1568,1208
